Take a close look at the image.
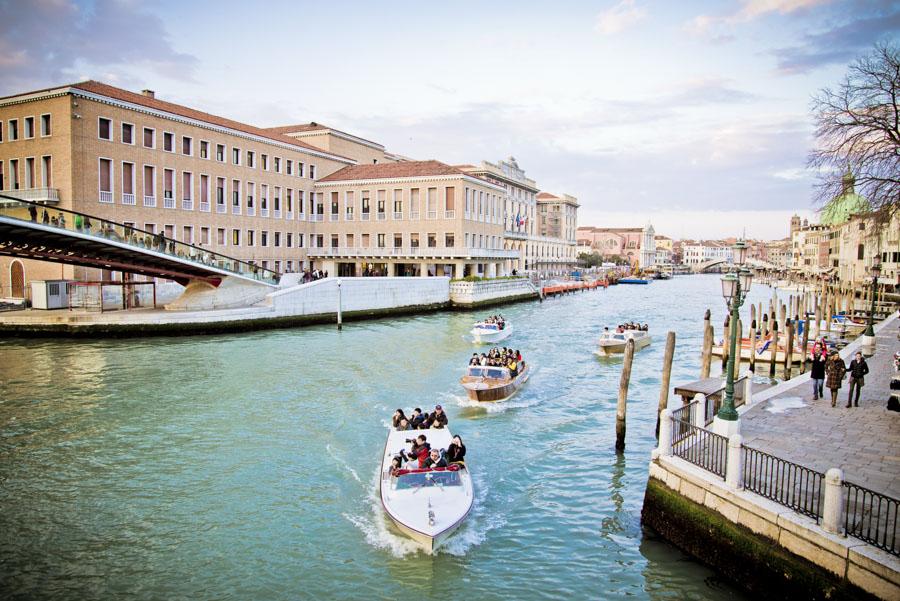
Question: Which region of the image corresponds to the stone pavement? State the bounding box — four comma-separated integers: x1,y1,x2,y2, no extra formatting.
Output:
740,313,900,499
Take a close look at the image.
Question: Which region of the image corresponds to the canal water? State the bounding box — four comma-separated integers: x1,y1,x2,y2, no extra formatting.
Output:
0,275,777,600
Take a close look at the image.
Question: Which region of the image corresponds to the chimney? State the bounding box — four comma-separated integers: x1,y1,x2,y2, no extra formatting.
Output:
141,89,155,99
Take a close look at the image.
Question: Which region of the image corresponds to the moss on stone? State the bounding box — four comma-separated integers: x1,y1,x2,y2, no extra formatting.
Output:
641,476,877,601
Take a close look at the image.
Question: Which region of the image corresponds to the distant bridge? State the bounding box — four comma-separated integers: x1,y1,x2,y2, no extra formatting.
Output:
691,258,730,273
0,194,278,287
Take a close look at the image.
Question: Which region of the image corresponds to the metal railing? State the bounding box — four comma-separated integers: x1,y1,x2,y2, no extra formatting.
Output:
742,446,823,520
670,402,697,445
122,193,136,205
164,195,175,209
99,191,113,203
1,187,60,203
671,417,727,478
844,480,899,555
393,211,403,220
0,194,280,285
144,195,156,208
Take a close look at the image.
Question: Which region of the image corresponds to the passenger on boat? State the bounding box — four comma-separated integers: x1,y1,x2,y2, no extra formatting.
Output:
396,418,412,431
423,448,448,469
403,434,431,468
410,408,427,429
422,405,448,429
446,435,466,466
508,359,518,378
391,409,407,429
470,353,480,366
389,456,404,477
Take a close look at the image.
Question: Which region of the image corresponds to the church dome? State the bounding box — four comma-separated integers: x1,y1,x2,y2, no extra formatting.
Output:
820,168,869,226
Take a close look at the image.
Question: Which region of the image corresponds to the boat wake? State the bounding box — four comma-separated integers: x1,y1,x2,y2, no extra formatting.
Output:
439,470,505,556
326,443,361,483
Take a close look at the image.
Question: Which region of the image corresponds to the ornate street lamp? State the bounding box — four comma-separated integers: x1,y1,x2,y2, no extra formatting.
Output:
717,240,752,425
863,254,881,337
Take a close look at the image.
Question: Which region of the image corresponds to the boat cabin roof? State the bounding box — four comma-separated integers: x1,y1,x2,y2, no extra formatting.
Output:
474,322,499,330
466,365,510,379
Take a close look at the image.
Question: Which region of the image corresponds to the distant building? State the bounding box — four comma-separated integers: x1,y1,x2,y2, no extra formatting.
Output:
576,223,661,269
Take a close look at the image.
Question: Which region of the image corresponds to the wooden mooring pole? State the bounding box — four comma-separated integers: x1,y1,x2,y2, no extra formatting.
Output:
700,310,713,379
769,320,778,378
616,338,635,451
784,319,794,379
656,331,676,438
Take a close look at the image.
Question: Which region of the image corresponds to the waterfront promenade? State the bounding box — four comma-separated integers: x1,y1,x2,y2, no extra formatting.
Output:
742,312,900,499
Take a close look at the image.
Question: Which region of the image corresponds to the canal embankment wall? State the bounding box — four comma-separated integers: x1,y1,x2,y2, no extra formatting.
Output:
0,276,540,336
449,278,538,308
642,313,900,600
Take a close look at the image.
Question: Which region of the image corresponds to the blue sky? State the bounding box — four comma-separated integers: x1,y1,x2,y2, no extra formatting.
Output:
1,0,897,239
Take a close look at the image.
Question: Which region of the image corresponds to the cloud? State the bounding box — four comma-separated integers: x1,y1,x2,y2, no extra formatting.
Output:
595,0,647,35
0,0,197,93
771,8,900,73
685,0,832,37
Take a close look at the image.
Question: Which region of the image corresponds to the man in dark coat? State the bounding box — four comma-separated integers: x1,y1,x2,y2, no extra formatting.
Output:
424,405,448,429
846,351,869,408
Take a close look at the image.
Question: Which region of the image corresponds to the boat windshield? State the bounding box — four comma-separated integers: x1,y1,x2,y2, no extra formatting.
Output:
614,334,626,340
395,470,462,489
467,366,508,379
475,323,498,331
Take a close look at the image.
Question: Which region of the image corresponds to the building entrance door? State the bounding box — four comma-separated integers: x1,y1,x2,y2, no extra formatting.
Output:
10,261,25,298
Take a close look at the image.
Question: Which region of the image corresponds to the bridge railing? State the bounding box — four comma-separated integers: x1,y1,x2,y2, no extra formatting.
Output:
0,194,280,285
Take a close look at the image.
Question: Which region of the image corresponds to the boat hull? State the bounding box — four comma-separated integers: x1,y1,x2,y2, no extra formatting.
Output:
460,365,529,402
471,325,512,344
619,278,650,284
596,334,652,356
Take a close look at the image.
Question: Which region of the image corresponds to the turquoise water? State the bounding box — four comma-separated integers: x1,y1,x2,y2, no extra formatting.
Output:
0,275,773,600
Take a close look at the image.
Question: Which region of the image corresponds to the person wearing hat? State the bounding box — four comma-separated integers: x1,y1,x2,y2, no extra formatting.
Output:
825,350,847,408
424,405,448,429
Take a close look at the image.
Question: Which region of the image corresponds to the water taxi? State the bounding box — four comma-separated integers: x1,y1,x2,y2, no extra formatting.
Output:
460,363,529,402
470,320,512,344
380,427,473,553
595,328,652,356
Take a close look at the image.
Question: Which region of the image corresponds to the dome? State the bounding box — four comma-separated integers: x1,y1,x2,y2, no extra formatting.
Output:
820,169,870,226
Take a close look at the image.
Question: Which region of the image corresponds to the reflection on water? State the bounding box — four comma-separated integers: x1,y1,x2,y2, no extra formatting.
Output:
0,275,768,600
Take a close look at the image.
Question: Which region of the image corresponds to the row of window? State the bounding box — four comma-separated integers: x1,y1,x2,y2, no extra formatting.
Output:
2,115,52,142
97,117,318,178
0,157,52,190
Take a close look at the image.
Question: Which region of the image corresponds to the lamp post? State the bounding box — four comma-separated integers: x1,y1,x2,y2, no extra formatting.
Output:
715,240,752,435
861,255,881,354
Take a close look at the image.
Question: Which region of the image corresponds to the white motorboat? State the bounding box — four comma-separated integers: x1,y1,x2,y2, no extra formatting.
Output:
470,321,512,344
595,328,652,356
379,427,473,553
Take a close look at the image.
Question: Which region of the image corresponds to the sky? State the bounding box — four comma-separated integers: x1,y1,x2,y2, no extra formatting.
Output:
1,0,897,240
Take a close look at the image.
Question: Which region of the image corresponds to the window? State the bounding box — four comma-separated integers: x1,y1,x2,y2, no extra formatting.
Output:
377,190,385,216
393,189,402,216
143,165,155,201
410,233,419,247
199,140,209,159
428,233,437,248
144,223,156,234
24,157,35,188
274,232,281,247
297,233,304,248
164,224,175,239
445,233,455,247
216,177,225,207
24,116,34,138
377,233,385,248
345,233,354,247
394,234,402,248
98,117,111,140
232,147,241,165
41,156,52,187
182,171,193,209
183,225,193,244
261,154,268,171
286,188,293,213
261,231,268,247
857,244,865,260
199,174,209,210
362,234,370,248
286,160,293,175
247,230,255,247
247,151,255,168
40,114,51,136
331,192,339,217
261,184,268,212
274,157,280,173
309,164,316,179
217,228,226,245
298,162,304,177
232,179,241,209
331,234,339,248
232,229,241,246
99,158,113,202
361,192,370,215
247,182,255,209
9,159,17,189
143,127,155,148
274,187,281,213
121,123,134,144
200,227,210,245
0,161,4,190
286,233,293,247
182,136,192,156
216,144,225,162
122,162,135,202
164,169,175,203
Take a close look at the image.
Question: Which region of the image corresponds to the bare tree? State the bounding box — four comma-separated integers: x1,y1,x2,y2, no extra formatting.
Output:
809,43,899,228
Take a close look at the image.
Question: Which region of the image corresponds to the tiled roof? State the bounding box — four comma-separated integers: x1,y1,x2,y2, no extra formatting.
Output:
317,160,469,182
64,81,354,162
265,122,329,134
536,192,560,199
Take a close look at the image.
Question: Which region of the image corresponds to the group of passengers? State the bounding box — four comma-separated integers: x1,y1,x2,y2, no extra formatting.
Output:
615,322,648,333
468,347,524,377
389,433,467,475
480,314,506,330
392,405,448,431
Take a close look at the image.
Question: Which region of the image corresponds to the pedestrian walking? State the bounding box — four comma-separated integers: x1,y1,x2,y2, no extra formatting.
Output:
846,351,869,408
825,350,846,408
28,204,37,222
810,341,827,400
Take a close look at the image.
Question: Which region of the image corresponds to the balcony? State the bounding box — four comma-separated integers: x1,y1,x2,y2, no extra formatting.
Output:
99,190,113,204
199,201,210,212
426,210,437,220
311,214,324,222
182,199,193,211
143,195,156,208
4,187,60,204
360,213,370,221
122,193,136,205
286,211,293,220
247,206,255,216
164,194,175,209
345,212,354,221
377,212,386,221
393,211,403,220
260,207,269,218
232,204,241,215
444,210,455,219
409,211,420,220
216,202,226,214
274,209,281,219
297,213,306,221
330,213,339,222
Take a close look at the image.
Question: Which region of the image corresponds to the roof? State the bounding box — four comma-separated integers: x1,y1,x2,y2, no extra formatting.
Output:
4,80,354,163
536,192,559,200
317,160,470,182
265,122,329,134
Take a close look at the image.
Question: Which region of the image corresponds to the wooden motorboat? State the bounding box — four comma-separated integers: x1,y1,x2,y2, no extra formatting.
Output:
379,427,473,553
595,328,652,356
459,363,529,402
471,320,512,344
